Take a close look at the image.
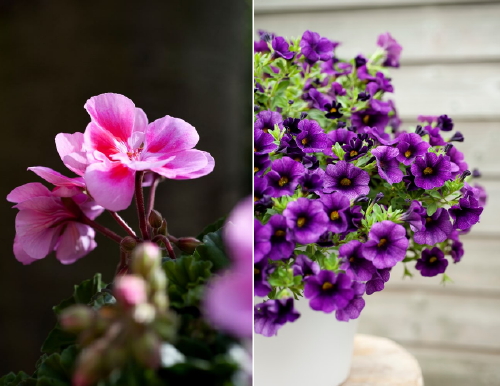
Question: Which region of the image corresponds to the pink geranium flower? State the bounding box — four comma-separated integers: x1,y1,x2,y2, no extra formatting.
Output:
203,197,253,339
61,93,214,211
7,182,103,265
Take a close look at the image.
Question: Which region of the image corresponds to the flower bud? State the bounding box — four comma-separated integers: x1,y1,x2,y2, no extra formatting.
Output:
59,305,95,334
148,210,163,229
176,237,202,254
131,242,162,277
133,331,161,369
158,219,168,235
149,268,168,293
373,192,384,204
444,143,453,154
120,236,137,253
459,170,472,182
72,344,106,386
472,168,481,178
114,275,148,308
133,303,156,324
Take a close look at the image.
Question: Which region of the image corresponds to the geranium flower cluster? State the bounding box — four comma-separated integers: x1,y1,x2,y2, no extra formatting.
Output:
254,31,487,337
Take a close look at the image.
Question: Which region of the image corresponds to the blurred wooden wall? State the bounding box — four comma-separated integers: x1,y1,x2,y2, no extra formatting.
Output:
0,0,251,375
255,1,500,385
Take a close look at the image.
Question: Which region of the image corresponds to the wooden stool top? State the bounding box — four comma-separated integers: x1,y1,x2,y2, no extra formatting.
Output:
343,334,424,386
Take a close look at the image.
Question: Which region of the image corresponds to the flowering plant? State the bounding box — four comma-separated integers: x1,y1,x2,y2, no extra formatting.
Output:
254,31,487,336
2,93,251,386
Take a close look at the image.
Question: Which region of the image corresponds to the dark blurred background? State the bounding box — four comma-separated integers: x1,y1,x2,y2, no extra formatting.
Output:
0,0,251,374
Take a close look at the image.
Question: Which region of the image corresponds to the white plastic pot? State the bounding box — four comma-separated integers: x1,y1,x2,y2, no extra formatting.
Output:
254,297,358,386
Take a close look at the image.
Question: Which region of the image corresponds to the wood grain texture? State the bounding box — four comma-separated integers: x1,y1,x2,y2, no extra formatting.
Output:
343,334,423,386
407,346,500,386
255,3,500,63
359,289,500,350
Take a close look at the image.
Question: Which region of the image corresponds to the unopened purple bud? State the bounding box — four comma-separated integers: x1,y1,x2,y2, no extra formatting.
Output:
444,143,454,154
459,170,471,182
288,100,294,105
373,192,384,204
300,112,308,120
262,33,272,43
357,92,370,101
472,168,481,178
415,125,427,136
60,305,95,333
449,131,464,142
176,237,202,254
254,105,260,112
354,194,370,203
337,121,346,128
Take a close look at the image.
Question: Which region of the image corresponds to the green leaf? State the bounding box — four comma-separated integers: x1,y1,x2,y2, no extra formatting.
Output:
426,202,438,216
193,229,230,272
196,217,226,240
34,346,77,386
53,273,106,315
0,371,33,386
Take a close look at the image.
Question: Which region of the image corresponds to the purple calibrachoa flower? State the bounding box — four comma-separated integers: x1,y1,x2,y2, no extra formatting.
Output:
323,161,370,200
377,32,402,68
298,170,324,194
272,36,294,60
335,281,366,321
342,137,371,162
264,214,296,260
414,208,453,245
293,254,320,278
371,146,404,184
300,30,334,64
305,88,331,111
395,133,430,166
446,146,468,178
339,240,376,281
283,198,329,244
426,125,447,146
254,298,300,337
254,260,273,297
364,126,395,146
437,114,454,131
254,110,283,133
449,196,483,231
7,183,103,265
411,152,452,190
351,107,390,132
255,218,272,263
254,129,277,155
363,221,409,269
448,231,464,263
266,157,305,197
254,154,271,176
296,119,329,153
344,205,364,233
319,192,351,233
324,102,343,119
304,270,354,313
415,247,448,277
366,268,391,295
73,93,214,211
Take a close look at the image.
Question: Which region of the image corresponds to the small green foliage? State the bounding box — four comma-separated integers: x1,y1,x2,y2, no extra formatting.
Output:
440,273,454,286
193,229,230,272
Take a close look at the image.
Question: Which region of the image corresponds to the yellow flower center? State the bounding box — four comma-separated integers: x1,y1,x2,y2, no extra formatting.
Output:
254,166,259,173
274,230,285,237
423,167,433,175
426,217,432,223
297,217,307,228
363,115,370,124
263,128,269,133
330,107,337,113
429,257,438,263
340,178,351,186
378,238,387,247
322,282,334,290
254,196,258,202
330,211,340,221
278,176,289,187
350,150,358,157
349,257,355,263
404,150,412,158
254,268,260,274
302,138,308,145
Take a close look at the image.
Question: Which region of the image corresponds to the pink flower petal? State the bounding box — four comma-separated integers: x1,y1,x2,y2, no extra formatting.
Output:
13,236,39,265
85,162,135,211
56,222,97,264
84,121,121,158
133,108,148,133
152,150,210,179
28,166,86,188
55,133,88,176
143,115,199,156
224,196,253,272
172,151,215,179
84,93,136,142
7,183,51,203
16,210,62,259
203,271,252,339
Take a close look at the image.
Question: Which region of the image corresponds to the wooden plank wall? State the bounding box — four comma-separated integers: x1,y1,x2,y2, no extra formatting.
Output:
255,1,500,385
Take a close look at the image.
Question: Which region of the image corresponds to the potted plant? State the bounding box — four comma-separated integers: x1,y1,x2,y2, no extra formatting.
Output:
2,93,252,386
253,30,486,386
